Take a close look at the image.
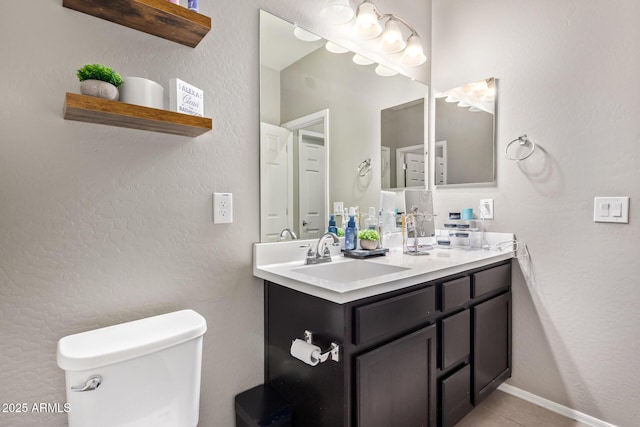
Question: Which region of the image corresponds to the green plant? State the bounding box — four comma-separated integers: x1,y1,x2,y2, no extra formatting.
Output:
76,64,123,87
358,229,379,241
336,228,345,237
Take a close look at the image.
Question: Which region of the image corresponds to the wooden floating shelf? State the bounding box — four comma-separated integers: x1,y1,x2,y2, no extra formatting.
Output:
64,93,212,137
62,0,211,48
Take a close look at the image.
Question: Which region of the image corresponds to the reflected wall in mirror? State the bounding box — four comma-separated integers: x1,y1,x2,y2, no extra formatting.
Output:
381,98,426,190
433,78,496,187
260,10,430,242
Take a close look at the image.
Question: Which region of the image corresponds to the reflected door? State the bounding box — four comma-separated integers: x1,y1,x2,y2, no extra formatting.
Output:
260,123,293,242
405,152,425,187
298,131,326,240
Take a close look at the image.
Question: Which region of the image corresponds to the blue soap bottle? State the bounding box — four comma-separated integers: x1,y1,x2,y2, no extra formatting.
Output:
328,214,338,235
345,214,357,250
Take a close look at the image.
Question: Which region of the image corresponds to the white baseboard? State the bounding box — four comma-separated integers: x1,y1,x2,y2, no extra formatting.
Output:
497,383,617,427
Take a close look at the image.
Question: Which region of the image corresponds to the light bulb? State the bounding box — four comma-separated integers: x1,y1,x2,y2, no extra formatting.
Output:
379,19,406,54
400,34,427,66
321,0,355,25
354,2,382,39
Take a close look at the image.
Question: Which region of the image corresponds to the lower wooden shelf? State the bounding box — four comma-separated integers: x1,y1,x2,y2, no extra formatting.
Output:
63,93,212,137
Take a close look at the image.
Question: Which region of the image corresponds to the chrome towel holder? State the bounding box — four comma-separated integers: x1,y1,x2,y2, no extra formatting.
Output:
358,158,372,177
505,134,536,161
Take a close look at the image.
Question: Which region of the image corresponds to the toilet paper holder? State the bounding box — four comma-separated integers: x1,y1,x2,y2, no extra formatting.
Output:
298,330,340,363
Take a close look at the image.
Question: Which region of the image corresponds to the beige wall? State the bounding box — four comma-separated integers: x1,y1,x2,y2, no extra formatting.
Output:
0,1,428,425
432,1,640,425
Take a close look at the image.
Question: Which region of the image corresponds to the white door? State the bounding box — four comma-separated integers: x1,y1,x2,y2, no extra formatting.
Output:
396,145,426,187
405,152,425,187
298,131,326,240
260,123,293,242
435,140,448,185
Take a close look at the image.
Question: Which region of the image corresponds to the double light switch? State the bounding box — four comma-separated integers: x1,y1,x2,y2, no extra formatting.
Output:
593,197,629,223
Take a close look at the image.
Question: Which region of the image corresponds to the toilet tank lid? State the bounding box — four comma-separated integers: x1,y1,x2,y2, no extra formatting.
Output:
57,309,207,371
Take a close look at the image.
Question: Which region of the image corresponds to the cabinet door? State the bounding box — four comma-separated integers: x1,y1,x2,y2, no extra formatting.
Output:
473,292,512,404
356,325,436,427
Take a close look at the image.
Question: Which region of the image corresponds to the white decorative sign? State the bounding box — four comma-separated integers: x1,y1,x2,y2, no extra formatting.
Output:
169,78,204,117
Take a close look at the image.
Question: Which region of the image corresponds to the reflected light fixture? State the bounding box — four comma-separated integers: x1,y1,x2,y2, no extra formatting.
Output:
375,64,398,77
353,54,375,65
293,25,322,42
325,41,349,53
321,0,427,67
321,0,355,25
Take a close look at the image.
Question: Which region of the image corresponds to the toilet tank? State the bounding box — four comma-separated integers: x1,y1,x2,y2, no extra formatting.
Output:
57,309,207,427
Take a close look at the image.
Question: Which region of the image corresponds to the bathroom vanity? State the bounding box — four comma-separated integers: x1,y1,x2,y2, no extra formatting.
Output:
254,240,513,427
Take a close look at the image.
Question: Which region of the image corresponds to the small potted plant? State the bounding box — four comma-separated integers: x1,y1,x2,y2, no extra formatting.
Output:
77,64,123,101
358,229,380,250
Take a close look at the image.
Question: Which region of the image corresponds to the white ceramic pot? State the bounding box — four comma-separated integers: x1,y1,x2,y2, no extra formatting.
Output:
80,80,119,100
119,77,164,109
360,239,378,250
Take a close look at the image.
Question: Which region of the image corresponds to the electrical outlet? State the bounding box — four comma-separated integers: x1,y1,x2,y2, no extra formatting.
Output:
213,193,233,224
479,199,494,219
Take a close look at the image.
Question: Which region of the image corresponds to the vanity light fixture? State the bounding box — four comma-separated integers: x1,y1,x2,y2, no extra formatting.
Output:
321,0,428,67
321,0,355,25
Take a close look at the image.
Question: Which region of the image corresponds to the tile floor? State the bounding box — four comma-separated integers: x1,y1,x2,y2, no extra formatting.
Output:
457,390,591,427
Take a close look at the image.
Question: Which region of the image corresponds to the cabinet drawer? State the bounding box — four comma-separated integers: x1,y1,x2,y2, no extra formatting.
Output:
472,263,511,298
440,309,470,371
354,286,435,345
440,364,473,427
441,277,470,311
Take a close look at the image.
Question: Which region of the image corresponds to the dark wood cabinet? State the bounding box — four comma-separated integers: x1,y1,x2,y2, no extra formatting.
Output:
356,325,436,427
264,260,511,427
473,292,512,404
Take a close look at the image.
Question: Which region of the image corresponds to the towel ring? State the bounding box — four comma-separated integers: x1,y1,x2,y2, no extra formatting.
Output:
505,134,536,161
358,158,372,177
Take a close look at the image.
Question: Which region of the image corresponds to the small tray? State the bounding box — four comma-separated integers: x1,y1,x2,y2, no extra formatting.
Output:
342,248,389,259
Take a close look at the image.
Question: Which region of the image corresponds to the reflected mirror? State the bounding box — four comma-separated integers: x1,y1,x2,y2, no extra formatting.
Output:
433,78,496,187
259,10,429,242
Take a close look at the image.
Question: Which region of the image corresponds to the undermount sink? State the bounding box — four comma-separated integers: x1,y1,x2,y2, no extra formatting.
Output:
291,260,409,283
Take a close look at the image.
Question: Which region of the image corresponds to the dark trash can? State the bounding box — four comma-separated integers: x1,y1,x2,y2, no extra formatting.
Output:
235,384,293,427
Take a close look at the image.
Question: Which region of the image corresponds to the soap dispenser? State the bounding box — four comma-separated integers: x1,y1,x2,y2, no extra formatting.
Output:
345,208,358,251
328,214,338,235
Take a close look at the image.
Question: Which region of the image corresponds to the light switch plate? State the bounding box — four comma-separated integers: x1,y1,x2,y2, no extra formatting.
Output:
594,197,629,223
479,199,494,219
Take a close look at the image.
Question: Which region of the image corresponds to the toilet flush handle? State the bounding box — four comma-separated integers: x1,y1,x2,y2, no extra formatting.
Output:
71,375,102,392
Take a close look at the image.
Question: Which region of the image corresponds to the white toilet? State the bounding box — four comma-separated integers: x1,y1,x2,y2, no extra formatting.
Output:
57,309,207,427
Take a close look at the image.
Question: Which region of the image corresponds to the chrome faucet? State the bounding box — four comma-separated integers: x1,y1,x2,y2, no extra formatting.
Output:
305,232,339,265
278,228,297,241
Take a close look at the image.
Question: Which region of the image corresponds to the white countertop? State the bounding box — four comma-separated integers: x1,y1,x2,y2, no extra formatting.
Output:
254,233,515,304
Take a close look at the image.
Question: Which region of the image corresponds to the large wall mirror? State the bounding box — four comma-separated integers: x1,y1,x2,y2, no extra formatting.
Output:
259,10,429,242
433,78,497,187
